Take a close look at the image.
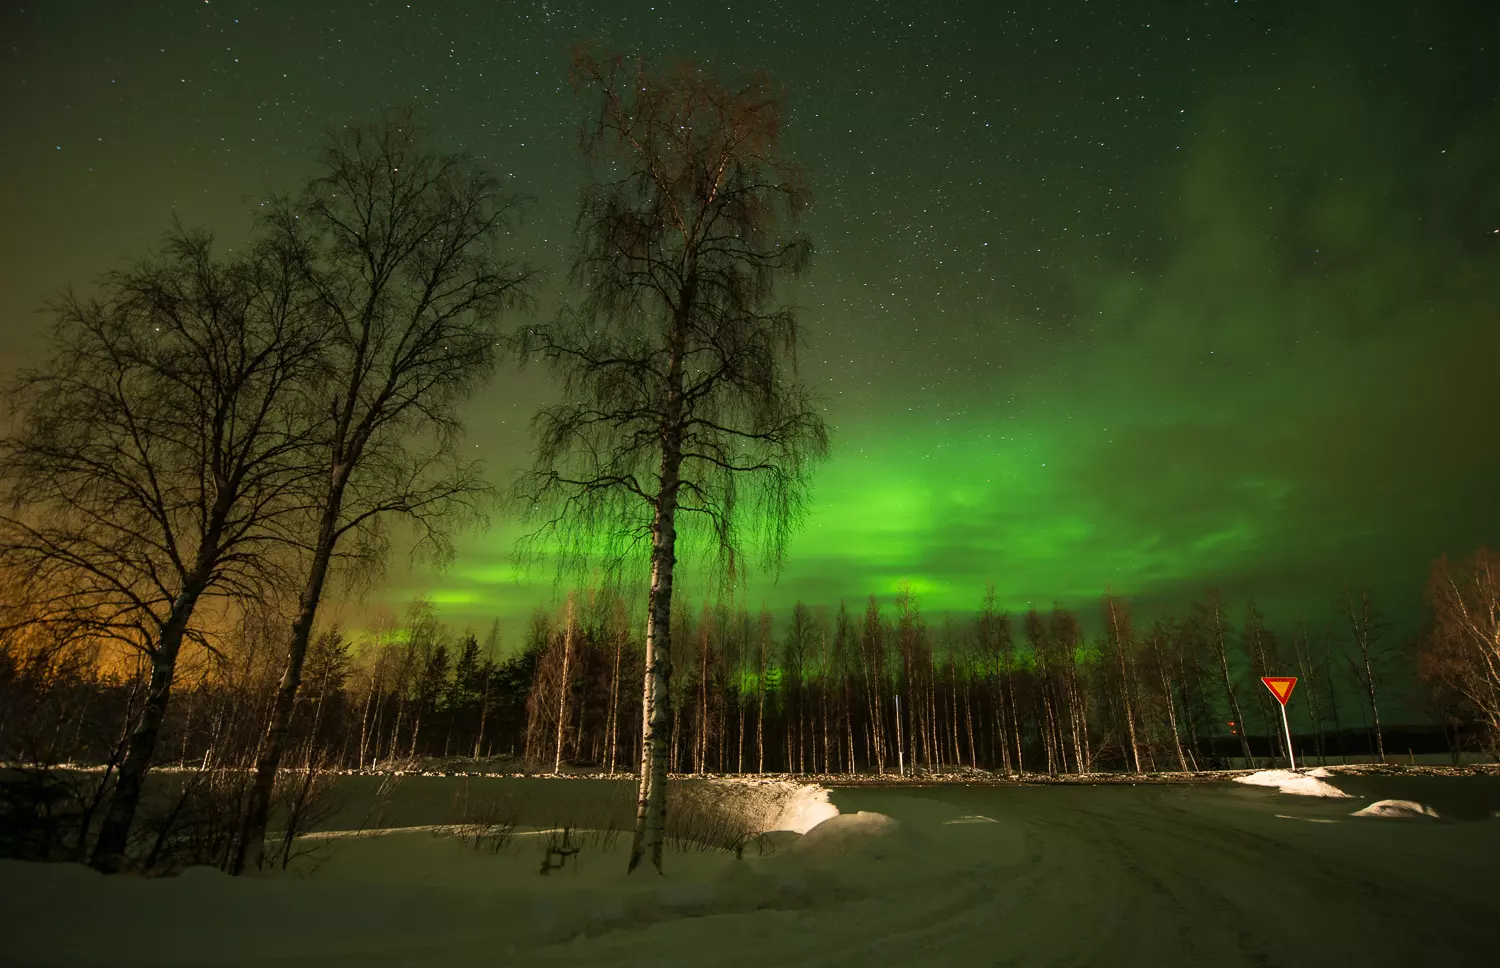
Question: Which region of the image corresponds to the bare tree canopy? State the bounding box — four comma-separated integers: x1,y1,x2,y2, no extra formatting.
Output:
1420,550,1500,756
513,50,829,874
0,227,324,871
516,52,827,583
234,111,534,873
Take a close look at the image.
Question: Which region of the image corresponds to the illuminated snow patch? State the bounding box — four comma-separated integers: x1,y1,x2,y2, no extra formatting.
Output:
772,783,840,833
1351,799,1441,819
698,778,841,834
1234,768,1351,797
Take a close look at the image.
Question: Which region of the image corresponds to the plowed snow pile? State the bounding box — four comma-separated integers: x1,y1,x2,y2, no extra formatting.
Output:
1234,767,1351,797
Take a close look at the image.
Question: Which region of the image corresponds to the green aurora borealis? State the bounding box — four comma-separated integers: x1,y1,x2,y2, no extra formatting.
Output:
3,1,1498,645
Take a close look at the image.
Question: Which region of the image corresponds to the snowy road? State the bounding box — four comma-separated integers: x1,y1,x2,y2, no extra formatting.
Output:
2,778,1497,967
807,783,1500,968
510,781,1500,968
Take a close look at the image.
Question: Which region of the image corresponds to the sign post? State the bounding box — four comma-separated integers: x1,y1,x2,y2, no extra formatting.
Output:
1260,677,1298,771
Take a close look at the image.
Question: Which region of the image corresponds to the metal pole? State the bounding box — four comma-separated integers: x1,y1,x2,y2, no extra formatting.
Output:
1280,702,1296,772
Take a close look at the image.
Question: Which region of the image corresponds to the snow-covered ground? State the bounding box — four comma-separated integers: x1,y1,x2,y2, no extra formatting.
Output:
2,774,1498,967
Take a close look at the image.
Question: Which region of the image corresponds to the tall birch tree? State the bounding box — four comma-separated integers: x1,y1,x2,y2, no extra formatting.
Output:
513,51,828,873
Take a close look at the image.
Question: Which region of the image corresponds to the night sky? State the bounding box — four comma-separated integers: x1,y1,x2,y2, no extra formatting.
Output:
3,0,1498,645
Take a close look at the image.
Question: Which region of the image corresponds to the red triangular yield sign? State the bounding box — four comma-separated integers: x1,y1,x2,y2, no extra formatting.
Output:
1261,676,1297,706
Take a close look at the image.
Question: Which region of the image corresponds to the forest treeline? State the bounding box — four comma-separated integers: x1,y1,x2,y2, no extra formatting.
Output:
4,572,1495,789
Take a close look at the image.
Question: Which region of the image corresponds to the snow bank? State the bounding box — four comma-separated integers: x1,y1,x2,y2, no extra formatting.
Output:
787,810,901,863
1234,767,1352,797
1351,799,1442,819
303,773,839,843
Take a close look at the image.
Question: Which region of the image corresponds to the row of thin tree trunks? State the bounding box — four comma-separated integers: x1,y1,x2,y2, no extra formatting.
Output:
511,599,1382,778
134,651,1341,780
527,643,1243,777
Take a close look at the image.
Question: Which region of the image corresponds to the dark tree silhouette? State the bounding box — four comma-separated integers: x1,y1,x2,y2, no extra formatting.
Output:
513,51,828,874
0,228,323,871
233,113,533,873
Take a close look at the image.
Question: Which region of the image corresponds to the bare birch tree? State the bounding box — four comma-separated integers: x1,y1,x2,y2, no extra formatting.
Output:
1340,586,1389,762
1291,620,1328,765
1103,591,1142,773
1242,602,1284,759
234,112,533,873
1147,620,1188,771
1199,590,1253,766
512,51,827,873
0,227,322,871
861,595,888,773
972,584,1014,774
1420,549,1500,757
554,595,577,773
